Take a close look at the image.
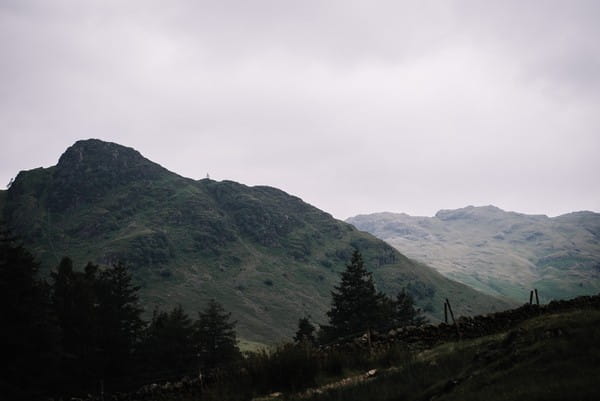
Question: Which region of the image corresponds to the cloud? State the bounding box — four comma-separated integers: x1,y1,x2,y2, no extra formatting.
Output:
1,0,598,218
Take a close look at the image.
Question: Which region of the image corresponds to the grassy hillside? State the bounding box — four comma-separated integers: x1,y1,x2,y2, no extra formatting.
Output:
1,140,513,343
348,207,600,303
285,308,600,401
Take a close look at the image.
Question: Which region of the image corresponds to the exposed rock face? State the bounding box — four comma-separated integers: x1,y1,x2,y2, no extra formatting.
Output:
47,139,170,211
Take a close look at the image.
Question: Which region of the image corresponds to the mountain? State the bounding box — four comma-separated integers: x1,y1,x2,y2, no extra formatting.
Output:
347,206,600,303
0,140,513,343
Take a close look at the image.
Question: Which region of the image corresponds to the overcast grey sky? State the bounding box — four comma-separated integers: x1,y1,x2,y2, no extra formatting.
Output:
1,0,598,219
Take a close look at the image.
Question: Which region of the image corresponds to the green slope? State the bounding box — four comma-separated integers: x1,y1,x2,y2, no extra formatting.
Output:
1,139,513,343
348,207,600,303
286,308,600,401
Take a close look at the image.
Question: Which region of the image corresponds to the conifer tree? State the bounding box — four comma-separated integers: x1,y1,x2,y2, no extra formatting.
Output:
140,305,196,376
96,262,145,381
51,258,102,392
0,231,60,399
195,299,240,369
51,260,144,392
395,289,426,327
327,250,389,338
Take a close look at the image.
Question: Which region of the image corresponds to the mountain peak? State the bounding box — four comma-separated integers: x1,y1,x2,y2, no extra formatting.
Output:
48,139,170,211
434,205,504,221
57,139,153,170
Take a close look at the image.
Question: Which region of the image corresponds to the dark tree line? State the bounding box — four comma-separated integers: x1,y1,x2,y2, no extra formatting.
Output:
2,227,424,400
50,257,147,393
0,232,239,400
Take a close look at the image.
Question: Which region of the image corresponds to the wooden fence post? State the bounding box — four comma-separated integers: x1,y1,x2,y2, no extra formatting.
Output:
444,301,448,324
534,289,540,305
529,290,534,304
445,298,461,340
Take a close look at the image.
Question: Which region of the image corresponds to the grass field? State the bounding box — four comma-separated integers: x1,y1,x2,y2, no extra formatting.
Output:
280,309,600,401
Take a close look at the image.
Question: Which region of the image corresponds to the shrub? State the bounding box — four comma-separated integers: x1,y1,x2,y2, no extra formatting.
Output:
241,343,319,394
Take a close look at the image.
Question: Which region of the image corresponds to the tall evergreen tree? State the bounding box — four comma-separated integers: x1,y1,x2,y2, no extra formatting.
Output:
51,258,102,393
51,259,145,393
96,262,145,384
195,299,240,369
0,231,60,400
327,250,390,338
140,305,197,377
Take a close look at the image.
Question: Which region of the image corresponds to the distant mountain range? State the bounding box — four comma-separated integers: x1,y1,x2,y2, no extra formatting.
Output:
0,140,513,343
347,206,600,303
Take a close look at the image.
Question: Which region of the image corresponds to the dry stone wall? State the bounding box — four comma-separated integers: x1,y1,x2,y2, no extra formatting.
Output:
324,294,600,352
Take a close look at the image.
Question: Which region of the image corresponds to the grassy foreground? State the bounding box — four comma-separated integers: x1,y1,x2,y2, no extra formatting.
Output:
280,309,600,401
